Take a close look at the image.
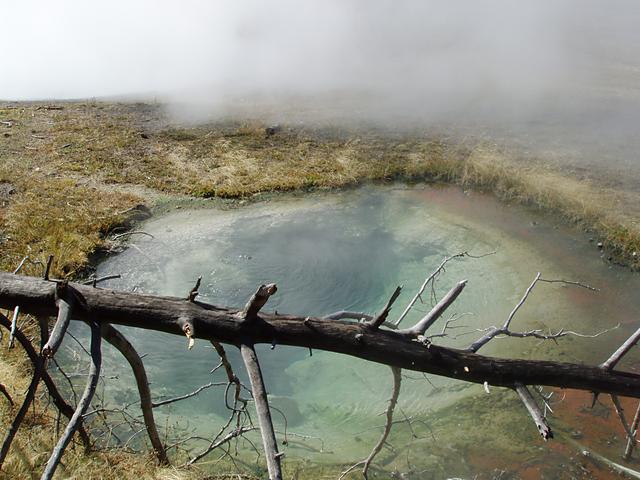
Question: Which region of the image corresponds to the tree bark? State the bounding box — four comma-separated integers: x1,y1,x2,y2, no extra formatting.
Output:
2,273,640,398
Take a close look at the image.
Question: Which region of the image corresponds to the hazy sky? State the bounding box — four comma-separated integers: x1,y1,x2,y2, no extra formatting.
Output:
2,1,639,124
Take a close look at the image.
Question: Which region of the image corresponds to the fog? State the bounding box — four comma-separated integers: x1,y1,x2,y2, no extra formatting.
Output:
2,1,640,171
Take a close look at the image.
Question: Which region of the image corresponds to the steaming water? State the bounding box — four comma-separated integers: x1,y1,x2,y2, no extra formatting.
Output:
66,185,640,477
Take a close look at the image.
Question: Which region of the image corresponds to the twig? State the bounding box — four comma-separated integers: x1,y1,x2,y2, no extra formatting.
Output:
394,252,467,327
468,273,605,353
82,274,121,286
111,231,155,241
152,382,224,408
340,367,402,480
324,311,373,322
41,321,102,480
0,313,90,450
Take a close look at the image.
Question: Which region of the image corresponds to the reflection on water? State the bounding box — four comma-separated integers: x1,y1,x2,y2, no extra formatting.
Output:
66,185,640,478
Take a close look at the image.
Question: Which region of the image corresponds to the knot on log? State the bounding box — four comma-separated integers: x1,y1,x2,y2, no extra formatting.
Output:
179,318,195,350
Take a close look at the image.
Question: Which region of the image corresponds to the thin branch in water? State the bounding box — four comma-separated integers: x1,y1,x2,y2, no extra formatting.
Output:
340,367,402,480
152,381,225,408
111,231,155,241
82,274,121,286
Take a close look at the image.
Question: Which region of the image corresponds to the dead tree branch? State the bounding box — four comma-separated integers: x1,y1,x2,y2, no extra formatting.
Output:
400,280,466,336
240,344,282,480
41,321,102,480
514,383,553,440
0,343,43,468
367,286,403,330
1,273,639,399
601,327,640,371
100,323,169,464
0,383,12,406
624,401,640,460
0,313,91,450
42,283,74,358
7,305,19,348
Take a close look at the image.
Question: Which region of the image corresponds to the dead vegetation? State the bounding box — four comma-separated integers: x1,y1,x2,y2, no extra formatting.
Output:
2,101,639,279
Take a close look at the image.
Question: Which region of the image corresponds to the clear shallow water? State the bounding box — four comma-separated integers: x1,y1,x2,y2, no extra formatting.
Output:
64,185,640,478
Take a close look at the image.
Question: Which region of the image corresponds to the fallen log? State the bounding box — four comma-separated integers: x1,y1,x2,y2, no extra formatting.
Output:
1,272,639,398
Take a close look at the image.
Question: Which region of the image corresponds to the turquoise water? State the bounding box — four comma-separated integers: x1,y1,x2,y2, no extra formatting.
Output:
64,185,640,477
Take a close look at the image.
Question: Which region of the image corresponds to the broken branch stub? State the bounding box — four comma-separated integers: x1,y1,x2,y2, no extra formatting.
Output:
243,283,277,321
42,282,74,358
367,286,403,329
401,280,467,336
514,383,553,440
601,327,640,371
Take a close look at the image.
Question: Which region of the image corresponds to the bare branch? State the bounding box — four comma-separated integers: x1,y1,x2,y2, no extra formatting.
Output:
624,401,640,460
401,280,467,336
324,311,373,322
514,383,553,440
601,327,640,371
611,394,634,438
152,382,225,408
0,383,12,406
240,343,282,480
538,278,598,291
188,276,202,302
367,286,402,329
41,321,102,480
394,252,467,327
0,345,44,468
0,313,91,450
8,305,19,348
100,323,169,464
82,274,121,286
111,231,154,241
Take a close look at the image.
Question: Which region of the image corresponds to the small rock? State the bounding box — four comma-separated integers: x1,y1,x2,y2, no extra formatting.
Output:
265,124,282,136
140,132,149,139
596,242,603,249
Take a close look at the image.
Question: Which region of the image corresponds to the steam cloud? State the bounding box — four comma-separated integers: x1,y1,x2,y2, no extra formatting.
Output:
2,0,640,130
